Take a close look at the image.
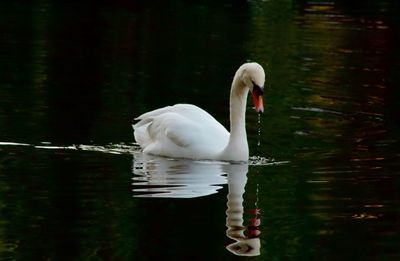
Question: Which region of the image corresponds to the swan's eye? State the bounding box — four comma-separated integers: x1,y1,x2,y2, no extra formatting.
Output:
252,81,264,96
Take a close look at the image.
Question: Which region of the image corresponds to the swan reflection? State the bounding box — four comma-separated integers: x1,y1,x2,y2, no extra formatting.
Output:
132,152,228,198
224,164,261,256
132,152,261,256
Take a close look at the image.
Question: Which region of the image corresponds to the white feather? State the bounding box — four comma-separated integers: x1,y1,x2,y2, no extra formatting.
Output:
133,104,229,159
133,63,265,162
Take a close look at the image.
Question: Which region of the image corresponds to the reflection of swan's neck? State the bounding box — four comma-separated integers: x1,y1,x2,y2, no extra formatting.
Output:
225,164,261,257
226,168,247,239
221,75,249,161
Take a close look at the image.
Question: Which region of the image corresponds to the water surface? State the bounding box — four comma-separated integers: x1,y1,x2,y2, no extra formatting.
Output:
1,0,400,260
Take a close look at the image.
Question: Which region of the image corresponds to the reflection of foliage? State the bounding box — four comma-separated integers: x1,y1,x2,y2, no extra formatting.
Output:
245,0,400,259
0,148,140,260
0,0,399,259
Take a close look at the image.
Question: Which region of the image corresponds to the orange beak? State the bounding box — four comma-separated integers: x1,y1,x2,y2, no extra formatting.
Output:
252,92,264,114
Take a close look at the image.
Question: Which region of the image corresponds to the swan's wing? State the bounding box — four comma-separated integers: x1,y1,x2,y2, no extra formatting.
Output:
135,104,220,124
156,113,196,148
134,105,196,148
135,112,200,152
134,105,173,121
133,104,229,157
134,105,179,149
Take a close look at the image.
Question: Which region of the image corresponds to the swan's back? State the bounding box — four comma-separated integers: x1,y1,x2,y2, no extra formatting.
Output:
133,104,229,159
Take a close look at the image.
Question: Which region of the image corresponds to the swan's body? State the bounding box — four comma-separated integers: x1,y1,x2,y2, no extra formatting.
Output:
133,62,265,162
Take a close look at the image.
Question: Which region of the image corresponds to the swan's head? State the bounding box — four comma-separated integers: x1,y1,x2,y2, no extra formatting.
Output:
237,62,265,114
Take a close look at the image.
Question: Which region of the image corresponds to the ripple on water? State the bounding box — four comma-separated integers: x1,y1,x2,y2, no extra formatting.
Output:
0,141,289,198
0,141,140,154
249,156,290,166
0,141,289,166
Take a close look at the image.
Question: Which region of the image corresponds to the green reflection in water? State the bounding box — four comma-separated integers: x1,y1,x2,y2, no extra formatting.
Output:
0,0,399,260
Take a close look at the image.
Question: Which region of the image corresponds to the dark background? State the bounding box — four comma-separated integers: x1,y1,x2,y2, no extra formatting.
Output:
1,0,399,260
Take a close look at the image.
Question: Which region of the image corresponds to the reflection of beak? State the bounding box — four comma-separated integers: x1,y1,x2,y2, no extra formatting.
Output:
252,84,264,114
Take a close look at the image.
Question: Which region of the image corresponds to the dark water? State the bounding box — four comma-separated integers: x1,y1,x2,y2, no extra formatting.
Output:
1,0,400,260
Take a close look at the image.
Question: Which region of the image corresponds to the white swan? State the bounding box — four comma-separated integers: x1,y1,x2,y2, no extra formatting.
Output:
133,62,265,162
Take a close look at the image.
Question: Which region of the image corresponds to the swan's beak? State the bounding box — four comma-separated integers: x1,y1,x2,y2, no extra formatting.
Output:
252,84,264,114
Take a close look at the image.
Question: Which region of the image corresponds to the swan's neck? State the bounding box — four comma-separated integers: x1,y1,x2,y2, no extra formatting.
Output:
221,77,249,161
